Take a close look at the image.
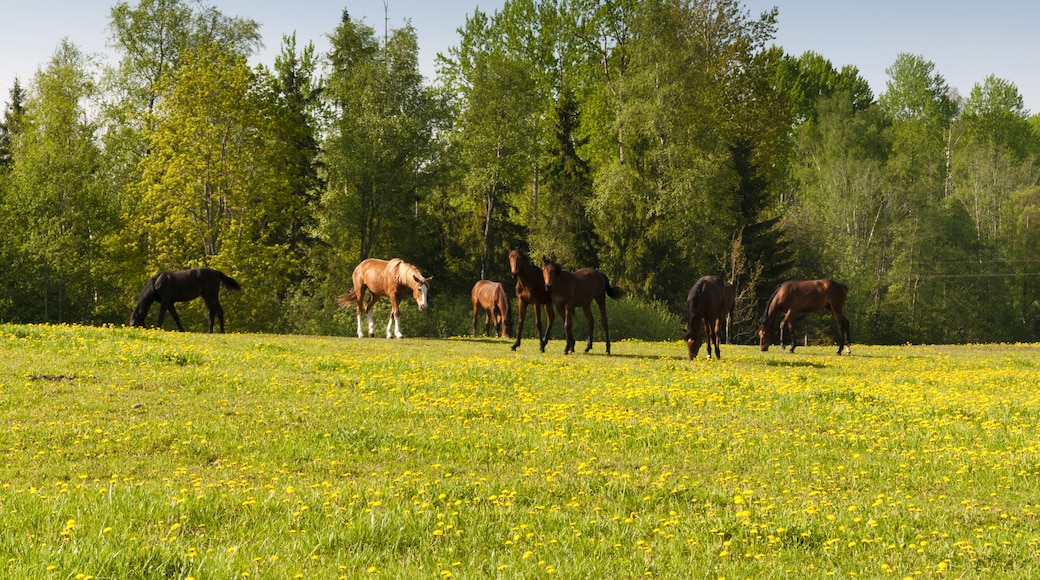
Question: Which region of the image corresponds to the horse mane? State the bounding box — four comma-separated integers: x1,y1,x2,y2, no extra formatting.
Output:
135,274,159,308
388,259,423,287
760,283,783,326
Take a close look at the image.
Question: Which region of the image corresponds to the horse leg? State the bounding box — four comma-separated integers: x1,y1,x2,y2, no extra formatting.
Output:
167,304,185,332
354,289,368,338
364,294,378,338
597,297,611,355
388,298,403,339
563,306,576,355
472,301,479,337
711,318,721,359
582,304,594,353
511,300,528,350
782,312,796,353
833,310,851,355
540,304,557,353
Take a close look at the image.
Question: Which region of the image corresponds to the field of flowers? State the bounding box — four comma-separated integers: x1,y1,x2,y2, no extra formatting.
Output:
1,324,1040,578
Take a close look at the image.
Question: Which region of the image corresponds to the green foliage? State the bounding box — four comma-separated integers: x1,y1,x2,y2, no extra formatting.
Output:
1,0,1039,344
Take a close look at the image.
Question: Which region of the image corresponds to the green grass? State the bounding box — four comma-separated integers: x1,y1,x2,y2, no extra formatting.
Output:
2,324,1040,578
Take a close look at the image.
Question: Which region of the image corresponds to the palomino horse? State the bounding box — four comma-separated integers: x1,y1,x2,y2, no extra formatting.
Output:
129,267,241,333
508,247,555,351
471,280,512,338
684,275,728,360
540,256,621,355
758,279,851,355
337,258,432,338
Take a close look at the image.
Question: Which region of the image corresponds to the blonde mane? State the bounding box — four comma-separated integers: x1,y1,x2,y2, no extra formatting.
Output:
387,258,425,288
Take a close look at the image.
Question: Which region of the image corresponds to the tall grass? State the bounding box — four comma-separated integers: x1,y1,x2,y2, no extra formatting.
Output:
2,324,1040,578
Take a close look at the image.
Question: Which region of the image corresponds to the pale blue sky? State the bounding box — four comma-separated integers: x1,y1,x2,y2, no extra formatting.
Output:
3,1,1038,114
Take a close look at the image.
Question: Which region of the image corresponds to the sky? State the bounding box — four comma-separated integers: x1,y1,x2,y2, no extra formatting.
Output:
3,1,1038,114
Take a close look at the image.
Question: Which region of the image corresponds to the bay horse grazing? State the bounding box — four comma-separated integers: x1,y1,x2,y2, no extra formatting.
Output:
129,267,242,333
508,247,555,351
337,258,432,339
540,256,621,355
684,276,728,360
471,280,512,338
758,279,851,355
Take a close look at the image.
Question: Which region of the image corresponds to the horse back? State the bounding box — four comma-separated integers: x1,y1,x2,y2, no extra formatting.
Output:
560,268,609,306
687,276,726,319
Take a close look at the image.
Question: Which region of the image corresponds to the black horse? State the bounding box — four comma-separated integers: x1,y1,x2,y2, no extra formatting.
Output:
129,267,242,333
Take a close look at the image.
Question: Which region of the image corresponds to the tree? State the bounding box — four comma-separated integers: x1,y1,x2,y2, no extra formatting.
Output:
319,11,448,282
0,78,25,171
3,40,115,323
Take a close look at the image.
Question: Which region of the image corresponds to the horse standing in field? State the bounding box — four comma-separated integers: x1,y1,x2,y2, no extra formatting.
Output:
508,247,556,351
471,280,512,338
684,275,728,360
540,256,621,355
758,279,851,355
337,258,432,339
129,267,242,333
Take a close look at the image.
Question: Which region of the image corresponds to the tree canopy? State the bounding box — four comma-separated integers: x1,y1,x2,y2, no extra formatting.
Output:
1,0,1039,344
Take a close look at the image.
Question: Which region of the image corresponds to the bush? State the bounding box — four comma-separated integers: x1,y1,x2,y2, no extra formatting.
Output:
280,288,683,342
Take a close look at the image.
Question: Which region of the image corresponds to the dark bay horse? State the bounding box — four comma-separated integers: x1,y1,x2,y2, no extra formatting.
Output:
129,267,241,333
471,280,512,338
540,256,621,355
337,258,432,339
684,275,728,360
758,279,851,355
508,247,555,351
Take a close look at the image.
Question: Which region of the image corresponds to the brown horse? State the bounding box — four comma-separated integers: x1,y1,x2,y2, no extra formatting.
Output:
471,280,512,338
540,256,621,355
758,279,851,355
129,267,241,333
684,275,728,360
508,247,556,351
337,258,432,338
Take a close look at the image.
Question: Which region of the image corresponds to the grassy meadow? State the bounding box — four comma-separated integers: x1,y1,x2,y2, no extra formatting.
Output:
2,324,1040,578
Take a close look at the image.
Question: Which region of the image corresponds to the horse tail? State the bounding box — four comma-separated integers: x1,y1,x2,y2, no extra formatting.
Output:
337,291,358,309
603,274,623,300
220,272,242,293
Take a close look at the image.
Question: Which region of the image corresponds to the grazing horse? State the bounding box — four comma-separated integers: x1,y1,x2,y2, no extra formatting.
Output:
508,247,556,351
540,256,621,355
471,280,512,338
337,258,432,339
758,279,851,355
129,267,241,333
684,276,728,360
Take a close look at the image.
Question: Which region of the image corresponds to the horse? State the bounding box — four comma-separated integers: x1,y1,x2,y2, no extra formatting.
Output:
129,267,241,333
540,256,621,355
471,280,512,338
337,258,432,339
684,276,728,360
758,279,851,355
508,247,556,351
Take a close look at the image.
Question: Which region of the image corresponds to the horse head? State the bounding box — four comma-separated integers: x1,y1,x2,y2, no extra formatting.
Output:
757,321,772,351
540,256,560,292
684,325,702,360
508,247,525,278
412,274,432,311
